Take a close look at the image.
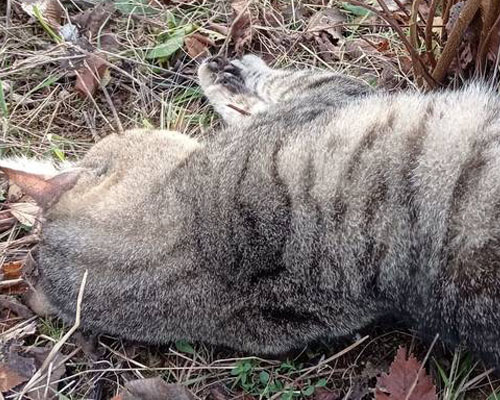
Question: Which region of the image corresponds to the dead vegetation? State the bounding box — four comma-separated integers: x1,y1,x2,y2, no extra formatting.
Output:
1,0,500,399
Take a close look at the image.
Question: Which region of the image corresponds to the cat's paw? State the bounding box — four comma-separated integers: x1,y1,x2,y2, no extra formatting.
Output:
198,56,247,94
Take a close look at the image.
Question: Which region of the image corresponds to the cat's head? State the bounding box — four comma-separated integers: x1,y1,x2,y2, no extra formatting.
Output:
0,129,202,217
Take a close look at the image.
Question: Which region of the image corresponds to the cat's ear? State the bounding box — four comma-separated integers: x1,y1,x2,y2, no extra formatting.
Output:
0,167,81,209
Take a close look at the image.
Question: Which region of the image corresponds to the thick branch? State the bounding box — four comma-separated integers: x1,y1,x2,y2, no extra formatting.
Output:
432,0,482,83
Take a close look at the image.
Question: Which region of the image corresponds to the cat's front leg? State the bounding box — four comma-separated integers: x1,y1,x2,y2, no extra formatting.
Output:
198,56,271,124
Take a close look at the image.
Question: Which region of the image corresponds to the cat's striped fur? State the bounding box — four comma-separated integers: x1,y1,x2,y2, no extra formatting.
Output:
6,55,500,366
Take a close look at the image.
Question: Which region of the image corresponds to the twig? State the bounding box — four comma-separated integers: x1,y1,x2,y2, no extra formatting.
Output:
343,0,437,88
410,0,422,50
410,0,423,87
432,0,482,83
476,0,498,70
476,3,500,74
217,0,255,57
5,0,11,30
83,111,101,142
18,270,88,399
404,334,439,400
395,0,427,44
101,85,124,134
425,0,441,68
269,335,369,400
441,0,455,39
0,278,24,287
226,103,251,116
460,366,496,392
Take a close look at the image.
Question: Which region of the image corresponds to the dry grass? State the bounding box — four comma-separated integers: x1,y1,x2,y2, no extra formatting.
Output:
1,0,500,399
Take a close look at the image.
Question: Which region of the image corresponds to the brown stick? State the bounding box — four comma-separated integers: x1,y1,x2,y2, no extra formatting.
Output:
441,0,455,39
410,0,423,87
432,0,482,83
410,0,422,50
475,0,500,73
425,0,441,68
226,103,251,116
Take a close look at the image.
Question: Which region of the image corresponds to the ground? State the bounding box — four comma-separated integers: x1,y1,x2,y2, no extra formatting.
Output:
1,0,500,399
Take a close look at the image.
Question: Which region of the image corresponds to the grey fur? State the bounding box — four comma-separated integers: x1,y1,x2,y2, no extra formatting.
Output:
24,55,500,365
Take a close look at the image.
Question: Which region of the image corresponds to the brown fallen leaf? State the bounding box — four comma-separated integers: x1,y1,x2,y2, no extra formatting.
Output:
2,260,23,281
304,7,347,62
100,33,121,51
27,347,66,400
0,210,16,233
313,387,341,400
0,362,30,393
0,296,34,319
20,0,63,29
115,377,196,400
185,33,212,59
75,54,109,98
307,8,346,46
0,342,36,393
1,260,28,295
72,2,115,39
230,0,254,53
376,346,437,400
209,385,230,400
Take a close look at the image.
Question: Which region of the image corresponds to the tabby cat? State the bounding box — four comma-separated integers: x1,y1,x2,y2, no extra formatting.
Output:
2,54,500,366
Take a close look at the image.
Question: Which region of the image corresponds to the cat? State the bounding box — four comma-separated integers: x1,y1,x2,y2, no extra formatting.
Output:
2,54,500,367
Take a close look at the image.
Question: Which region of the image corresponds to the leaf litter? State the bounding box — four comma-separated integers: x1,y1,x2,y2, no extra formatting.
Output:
376,346,437,400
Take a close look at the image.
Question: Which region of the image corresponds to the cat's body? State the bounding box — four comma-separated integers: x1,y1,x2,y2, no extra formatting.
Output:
3,55,500,365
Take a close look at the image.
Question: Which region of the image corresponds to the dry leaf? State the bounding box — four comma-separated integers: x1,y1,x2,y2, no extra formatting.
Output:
376,346,437,400
7,183,23,202
0,342,36,393
1,260,28,295
100,33,120,51
376,0,410,12
9,202,40,227
75,54,109,98
230,0,254,53
305,8,347,62
2,323,37,345
2,260,23,281
20,0,63,29
117,378,196,400
72,2,115,39
313,388,341,400
209,385,231,400
308,8,345,45
343,37,387,59
0,343,67,399
185,33,212,59
0,210,16,233
0,362,31,392
0,296,33,319
27,347,66,400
